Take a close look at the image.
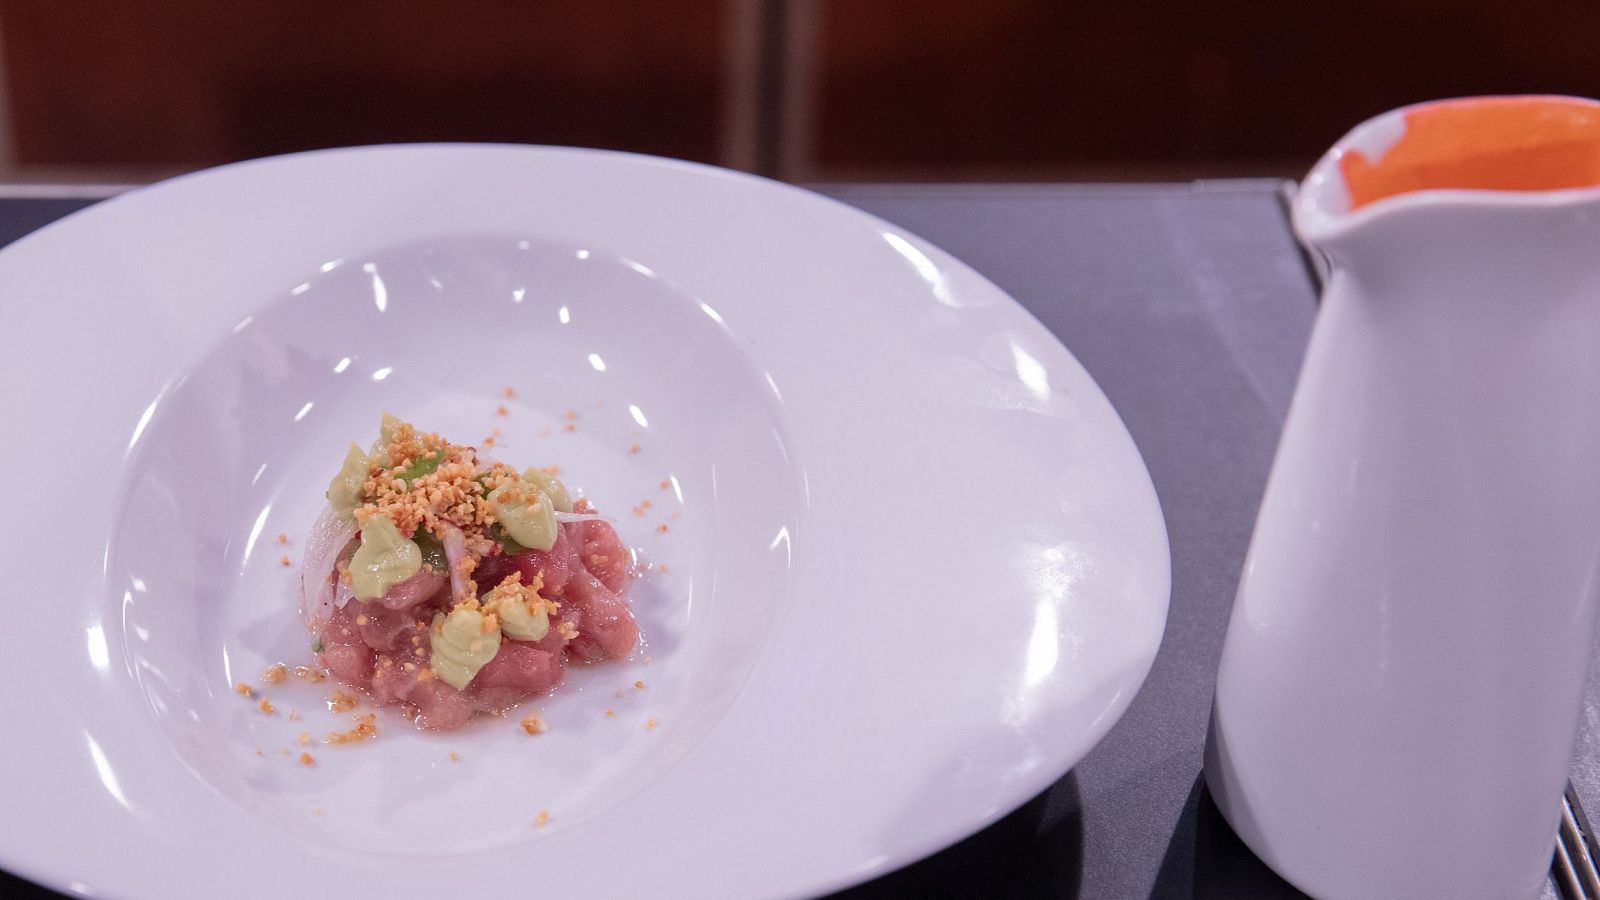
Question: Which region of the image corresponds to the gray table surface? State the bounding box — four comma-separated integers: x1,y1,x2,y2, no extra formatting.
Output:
0,183,1589,898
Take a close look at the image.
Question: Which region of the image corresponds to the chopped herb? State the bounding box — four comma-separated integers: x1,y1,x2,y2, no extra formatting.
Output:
493,525,528,555
310,638,324,654
396,449,445,485
413,531,448,570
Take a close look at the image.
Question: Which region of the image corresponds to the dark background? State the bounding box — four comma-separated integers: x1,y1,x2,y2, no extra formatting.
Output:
3,0,1598,184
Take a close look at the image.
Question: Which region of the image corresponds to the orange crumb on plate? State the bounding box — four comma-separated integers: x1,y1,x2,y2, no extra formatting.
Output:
450,751,461,762
258,698,275,715
496,405,508,417
277,533,289,544
280,555,292,567
536,810,551,827
635,680,646,690
327,690,358,713
234,682,254,697
299,752,315,766
327,713,378,745
503,386,516,398
521,714,548,735
262,664,287,684
647,718,659,730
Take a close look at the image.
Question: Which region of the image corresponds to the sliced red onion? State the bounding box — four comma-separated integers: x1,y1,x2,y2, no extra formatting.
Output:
439,522,471,602
299,505,357,633
333,577,354,610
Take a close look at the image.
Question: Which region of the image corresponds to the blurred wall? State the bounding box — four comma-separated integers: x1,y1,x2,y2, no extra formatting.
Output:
2,0,1598,183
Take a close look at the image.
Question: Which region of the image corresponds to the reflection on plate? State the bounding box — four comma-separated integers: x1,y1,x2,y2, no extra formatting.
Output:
0,145,1168,899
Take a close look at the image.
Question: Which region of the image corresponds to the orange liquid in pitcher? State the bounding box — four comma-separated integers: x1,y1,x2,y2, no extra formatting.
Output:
1341,96,1600,210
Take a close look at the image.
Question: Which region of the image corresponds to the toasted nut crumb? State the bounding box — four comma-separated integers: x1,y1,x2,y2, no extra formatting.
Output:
449,751,460,762
262,664,287,684
562,423,576,433
655,524,669,534
535,810,551,827
234,682,254,697
521,714,548,735
647,718,659,730
288,709,301,721
634,680,646,690
503,387,516,398
280,555,292,567
659,479,670,490
355,614,369,626
299,752,314,766
328,690,358,713
326,713,378,745
628,443,641,455
604,709,615,718
297,732,311,745
258,698,275,715
277,533,289,544
294,666,327,682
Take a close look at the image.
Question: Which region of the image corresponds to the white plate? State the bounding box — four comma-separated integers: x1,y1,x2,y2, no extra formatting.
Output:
0,146,1168,899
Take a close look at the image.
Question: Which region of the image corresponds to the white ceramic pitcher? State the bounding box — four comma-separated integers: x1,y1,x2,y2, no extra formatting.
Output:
1206,95,1600,899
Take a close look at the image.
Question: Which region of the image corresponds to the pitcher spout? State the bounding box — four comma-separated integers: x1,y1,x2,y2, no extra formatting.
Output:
1294,95,1600,292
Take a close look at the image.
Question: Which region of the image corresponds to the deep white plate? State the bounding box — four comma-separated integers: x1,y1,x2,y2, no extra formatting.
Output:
0,146,1169,899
